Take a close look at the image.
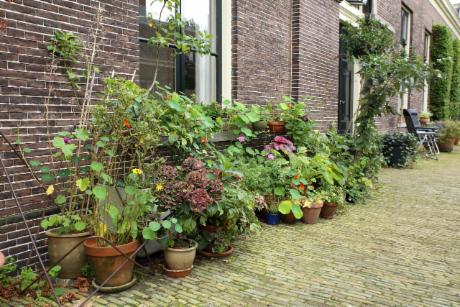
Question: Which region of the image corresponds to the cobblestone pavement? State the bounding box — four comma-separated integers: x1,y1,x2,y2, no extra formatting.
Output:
3,151,460,306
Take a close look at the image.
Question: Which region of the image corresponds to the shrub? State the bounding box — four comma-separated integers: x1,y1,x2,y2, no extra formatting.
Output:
430,25,454,120
450,39,460,119
381,133,418,168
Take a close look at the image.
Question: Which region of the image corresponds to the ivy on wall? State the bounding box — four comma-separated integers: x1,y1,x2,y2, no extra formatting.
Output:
430,24,454,121
450,39,460,120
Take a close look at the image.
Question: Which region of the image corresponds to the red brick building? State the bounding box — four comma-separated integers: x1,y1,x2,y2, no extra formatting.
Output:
1,0,460,265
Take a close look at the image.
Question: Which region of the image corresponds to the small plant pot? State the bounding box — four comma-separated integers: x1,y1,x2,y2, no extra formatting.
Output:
268,121,286,134
46,230,91,279
163,265,193,278
199,246,234,258
84,238,140,287
419,118,429,126
164,240,198,271
301,202,324,224
253,121,268,131
266,213,281,225
437,140,454,153
454,137,459,146
281,212,296,224
320,202,338,219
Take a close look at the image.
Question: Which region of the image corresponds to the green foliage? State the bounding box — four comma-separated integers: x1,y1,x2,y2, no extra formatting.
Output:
430,24,454,120
450,39,460,119
0,257,17,287
40,214,86,234
437,120,460,143
381,133,418,168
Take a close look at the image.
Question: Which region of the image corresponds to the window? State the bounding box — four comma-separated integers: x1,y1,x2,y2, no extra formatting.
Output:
139,0,221,103
348,0,373,15
422,31,431,111
400,6,412,54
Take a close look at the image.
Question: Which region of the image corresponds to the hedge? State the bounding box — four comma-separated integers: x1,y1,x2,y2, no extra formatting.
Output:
450,39,460,119
429,25,454,121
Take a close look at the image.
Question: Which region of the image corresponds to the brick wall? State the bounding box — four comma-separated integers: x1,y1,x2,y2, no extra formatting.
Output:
0,0,139,268
376,0,447,131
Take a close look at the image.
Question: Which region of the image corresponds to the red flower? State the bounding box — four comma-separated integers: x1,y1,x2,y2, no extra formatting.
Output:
123,118,132,129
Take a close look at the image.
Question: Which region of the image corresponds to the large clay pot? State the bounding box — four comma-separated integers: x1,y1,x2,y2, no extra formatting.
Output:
301,202,324,224
320,202,338,219
268,121,286,134
420,118,429,126
46,230,90,279
454,137,459,146
84,238,139,287
164,240,198,271
437,140,454,153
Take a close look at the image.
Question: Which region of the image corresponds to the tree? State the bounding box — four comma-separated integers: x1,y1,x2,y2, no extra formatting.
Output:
449,39,460,119
430,24,454,120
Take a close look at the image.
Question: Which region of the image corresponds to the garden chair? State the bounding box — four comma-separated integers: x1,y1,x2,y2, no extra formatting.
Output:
403,109,439,158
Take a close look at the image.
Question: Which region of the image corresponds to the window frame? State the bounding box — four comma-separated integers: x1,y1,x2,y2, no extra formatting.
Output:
400,5,412,53
138,0,222,103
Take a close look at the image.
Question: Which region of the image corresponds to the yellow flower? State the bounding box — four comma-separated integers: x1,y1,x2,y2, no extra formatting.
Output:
46,185,54,196
132,168,143,175
155,183,164,192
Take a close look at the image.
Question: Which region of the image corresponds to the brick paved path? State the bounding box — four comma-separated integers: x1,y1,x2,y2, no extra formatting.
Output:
90,151,460,306
3,151,459,306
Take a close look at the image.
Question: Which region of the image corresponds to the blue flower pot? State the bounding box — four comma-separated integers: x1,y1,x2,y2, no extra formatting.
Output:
266,213,281,225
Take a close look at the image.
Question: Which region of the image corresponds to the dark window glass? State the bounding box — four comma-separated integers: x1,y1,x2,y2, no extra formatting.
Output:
424,31,431,63
401,8,410,47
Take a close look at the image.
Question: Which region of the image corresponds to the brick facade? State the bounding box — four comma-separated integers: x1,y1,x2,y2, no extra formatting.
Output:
0,0,138,268
1,0,459,265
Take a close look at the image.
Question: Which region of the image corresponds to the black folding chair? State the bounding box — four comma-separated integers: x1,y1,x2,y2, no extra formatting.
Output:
403,109,440,158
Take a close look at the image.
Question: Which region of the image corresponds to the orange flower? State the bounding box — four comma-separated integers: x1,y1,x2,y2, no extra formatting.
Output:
200,137,209,143
299,183,305,191
123,118,132,129
294,174,300,180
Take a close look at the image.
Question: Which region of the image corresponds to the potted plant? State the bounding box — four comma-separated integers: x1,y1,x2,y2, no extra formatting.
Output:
321,186,345,219
453,121,460,146
278,199,303,223
265,202,281,225
267,100,286,134
437,120,459,152
300,194,324,224
252,104,270,131
419,111,432,126
381,133,418,168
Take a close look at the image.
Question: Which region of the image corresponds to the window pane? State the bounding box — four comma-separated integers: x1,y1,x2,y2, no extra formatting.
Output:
179,53,217,103
140,42,175,90
181,0,217,53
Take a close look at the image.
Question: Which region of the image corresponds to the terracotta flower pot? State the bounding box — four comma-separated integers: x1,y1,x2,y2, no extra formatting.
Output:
320,202,338,219
199,245,234,258
437,140,454,153
281,212,296,224
301,202,324,224
0,251,4,267
419,118,429,126
164,240,198,271
46,230,90,279
84,238,140,287
268,121,286,134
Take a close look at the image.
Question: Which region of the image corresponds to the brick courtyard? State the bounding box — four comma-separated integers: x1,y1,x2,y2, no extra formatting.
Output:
2,151,459,306
89,151,460,306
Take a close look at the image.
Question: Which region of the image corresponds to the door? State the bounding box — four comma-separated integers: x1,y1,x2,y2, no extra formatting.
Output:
338,25,353,134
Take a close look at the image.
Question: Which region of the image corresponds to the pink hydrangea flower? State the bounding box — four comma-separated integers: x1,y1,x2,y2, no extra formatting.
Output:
237,135,246,143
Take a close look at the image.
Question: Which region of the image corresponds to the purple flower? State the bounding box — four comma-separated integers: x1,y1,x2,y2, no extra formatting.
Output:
63,137,71,144
237,135,245,143
267,154,275,160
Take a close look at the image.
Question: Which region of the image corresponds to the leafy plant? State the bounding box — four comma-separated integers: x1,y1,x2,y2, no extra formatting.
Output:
450,39,460,119
278,200,303,219
437,120,460,143
381,133,418,168
419,111,432,120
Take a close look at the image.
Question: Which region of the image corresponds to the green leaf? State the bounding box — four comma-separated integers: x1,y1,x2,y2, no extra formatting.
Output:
23,147,32,154
274,187,285,196
90,161,103,173
52,137,65,148
107,205,119,222
289,189,302,200
241,127,253,137
124,185,136,196
278,200,292,215
29,160,41,167
148,221,161,231
74,221,86,232
40,166,50,173
161,220,172,229
96,141,106,148
42,173,55,183
142,227,156,240
58,169,71,179
40,220,49,229
76,178,90,192
174,224,183,233
291,204,303,219
246,111,260,122
54,195,66,205
93,185,107,201
75,128,90,141
100,173,113,184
